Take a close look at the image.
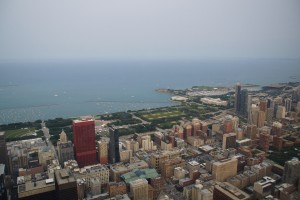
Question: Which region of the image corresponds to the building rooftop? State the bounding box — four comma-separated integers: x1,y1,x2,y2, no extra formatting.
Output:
54,169,76,185
121,168,159,184
188,161,200,166
110,159,148,173
17,172,55,198
216,182,250,200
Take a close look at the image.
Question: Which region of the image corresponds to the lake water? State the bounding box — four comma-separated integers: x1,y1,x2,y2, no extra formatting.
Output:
0,59,299,124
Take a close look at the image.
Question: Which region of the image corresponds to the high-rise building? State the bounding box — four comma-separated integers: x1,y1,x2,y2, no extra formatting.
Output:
284,98,292,113
224,116,233,134
250,106,259,126
271,122,282,136
276,106,286,119
212,158,238,182
109,127,120,164
54,169,78,200
232,117,239,132
257,111,266,128
283,159,300,188
266,108,274,124
259,99,268,112
0,164,7,199
222,133,237,149
161,157,185,179
240,89,248,116
184,123,192,139
192,118,201,136
57,130,74,166
73,118,97,167
130,179,148,200
259,132,270,152
292,86,300,102
38,146,55,170
235,83,242,113
140,135,157,151
247,95,253,123
0,132,8,173
97,138,109,164
246,124,257,140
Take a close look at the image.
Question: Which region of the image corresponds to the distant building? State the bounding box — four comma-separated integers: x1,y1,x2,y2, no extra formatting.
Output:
97,138,109,164
246,124,257,140
259,99,268,112
240,89,248,116
276,106,286,119
161,157,185,179
223,133,237,149
149,149,181,173
257,111,266,128
271,122,282,136
140,135,156,151
57,130,74,166
235,83,242,113
192,118,201,136
284,98,292,112
109,127,120,164
223,116,233,134
259,132,270,152
73,118,97,167
266,108,274,124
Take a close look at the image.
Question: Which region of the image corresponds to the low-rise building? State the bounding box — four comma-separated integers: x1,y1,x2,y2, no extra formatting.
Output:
213,182,250,200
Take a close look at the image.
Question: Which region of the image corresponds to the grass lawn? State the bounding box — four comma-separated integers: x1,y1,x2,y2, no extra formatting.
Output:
5,128,36,139
142,110,184,121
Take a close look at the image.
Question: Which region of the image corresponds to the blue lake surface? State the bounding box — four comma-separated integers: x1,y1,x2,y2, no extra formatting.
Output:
0,59,299,124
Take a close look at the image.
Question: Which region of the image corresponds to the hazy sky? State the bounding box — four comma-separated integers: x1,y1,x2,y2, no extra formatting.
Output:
0,0,300,61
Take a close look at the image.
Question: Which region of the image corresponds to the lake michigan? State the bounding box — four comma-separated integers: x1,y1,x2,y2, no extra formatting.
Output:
0,59,299,124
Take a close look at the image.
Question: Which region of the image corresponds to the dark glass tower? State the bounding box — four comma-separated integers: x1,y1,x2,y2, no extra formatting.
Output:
240,89,248,116
109,127,120,164
235,83,242,113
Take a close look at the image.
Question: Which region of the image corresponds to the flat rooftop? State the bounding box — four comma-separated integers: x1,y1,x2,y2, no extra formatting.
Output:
55,169,76,185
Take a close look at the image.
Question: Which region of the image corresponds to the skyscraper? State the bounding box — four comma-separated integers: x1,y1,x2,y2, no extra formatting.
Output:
284,98,292,113
222,133,237,149
109,127,120,164
73,118,97,167
235,83,242,113
57,130,74,166
240,89,248,116
0,132,8,174
98,138,109,164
